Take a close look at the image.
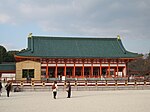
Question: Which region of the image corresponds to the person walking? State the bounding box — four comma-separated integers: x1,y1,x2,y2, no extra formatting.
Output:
5,81,12,97
0,81,2,96
66,81,71,98
52,81,58,99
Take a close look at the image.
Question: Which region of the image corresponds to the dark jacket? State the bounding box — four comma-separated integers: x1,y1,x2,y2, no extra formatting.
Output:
5,83,12,91
66,83,71,92
0,82,2,89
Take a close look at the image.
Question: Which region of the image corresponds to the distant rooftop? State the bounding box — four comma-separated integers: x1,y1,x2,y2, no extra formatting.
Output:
0,63,16,73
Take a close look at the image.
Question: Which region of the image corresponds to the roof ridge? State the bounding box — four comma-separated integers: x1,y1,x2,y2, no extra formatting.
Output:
32,36,118,40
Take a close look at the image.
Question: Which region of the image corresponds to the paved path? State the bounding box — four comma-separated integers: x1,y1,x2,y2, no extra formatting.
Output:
0,90,150,112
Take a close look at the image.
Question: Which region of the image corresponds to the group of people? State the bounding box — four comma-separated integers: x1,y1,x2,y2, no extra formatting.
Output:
0,80,71,98
0,81,12,97
52,81,71,99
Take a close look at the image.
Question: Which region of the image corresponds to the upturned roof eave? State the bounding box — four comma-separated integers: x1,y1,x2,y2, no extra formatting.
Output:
15,54,140,59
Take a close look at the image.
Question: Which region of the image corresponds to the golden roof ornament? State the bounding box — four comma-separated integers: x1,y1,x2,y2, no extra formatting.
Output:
117,35,120,40
28,33,32,38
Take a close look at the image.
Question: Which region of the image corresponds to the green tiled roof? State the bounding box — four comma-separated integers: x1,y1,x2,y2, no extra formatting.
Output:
16,36,140,58
0,63,16,71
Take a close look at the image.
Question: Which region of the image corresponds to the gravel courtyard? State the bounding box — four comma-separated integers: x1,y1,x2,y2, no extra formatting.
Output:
0,90,150,112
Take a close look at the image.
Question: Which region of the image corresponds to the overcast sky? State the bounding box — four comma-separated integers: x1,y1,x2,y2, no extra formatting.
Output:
0,0,150,54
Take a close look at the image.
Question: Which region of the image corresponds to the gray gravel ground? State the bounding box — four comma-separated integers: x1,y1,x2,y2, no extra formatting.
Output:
0,90,150,112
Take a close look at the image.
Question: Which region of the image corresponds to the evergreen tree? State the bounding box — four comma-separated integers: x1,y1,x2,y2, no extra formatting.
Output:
0,45,19,63
4,51,19,62
128,52,150,76
0,45,7,63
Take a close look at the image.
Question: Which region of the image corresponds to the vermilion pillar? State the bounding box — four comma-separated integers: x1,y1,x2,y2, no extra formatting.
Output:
100,62,102,78
73,62,75,77
114,68,116,77
117,61,119,77
91,62,93,78
46,62,49,78
55,62,58,78
64,63,66,76
82,63,84,78
108,62,110,77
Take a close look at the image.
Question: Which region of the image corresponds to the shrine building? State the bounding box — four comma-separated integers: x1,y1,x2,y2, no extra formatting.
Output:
14,35,140,81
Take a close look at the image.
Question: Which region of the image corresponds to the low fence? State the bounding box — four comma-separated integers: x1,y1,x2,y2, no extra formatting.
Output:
8,79,150,92
11,79,150,87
